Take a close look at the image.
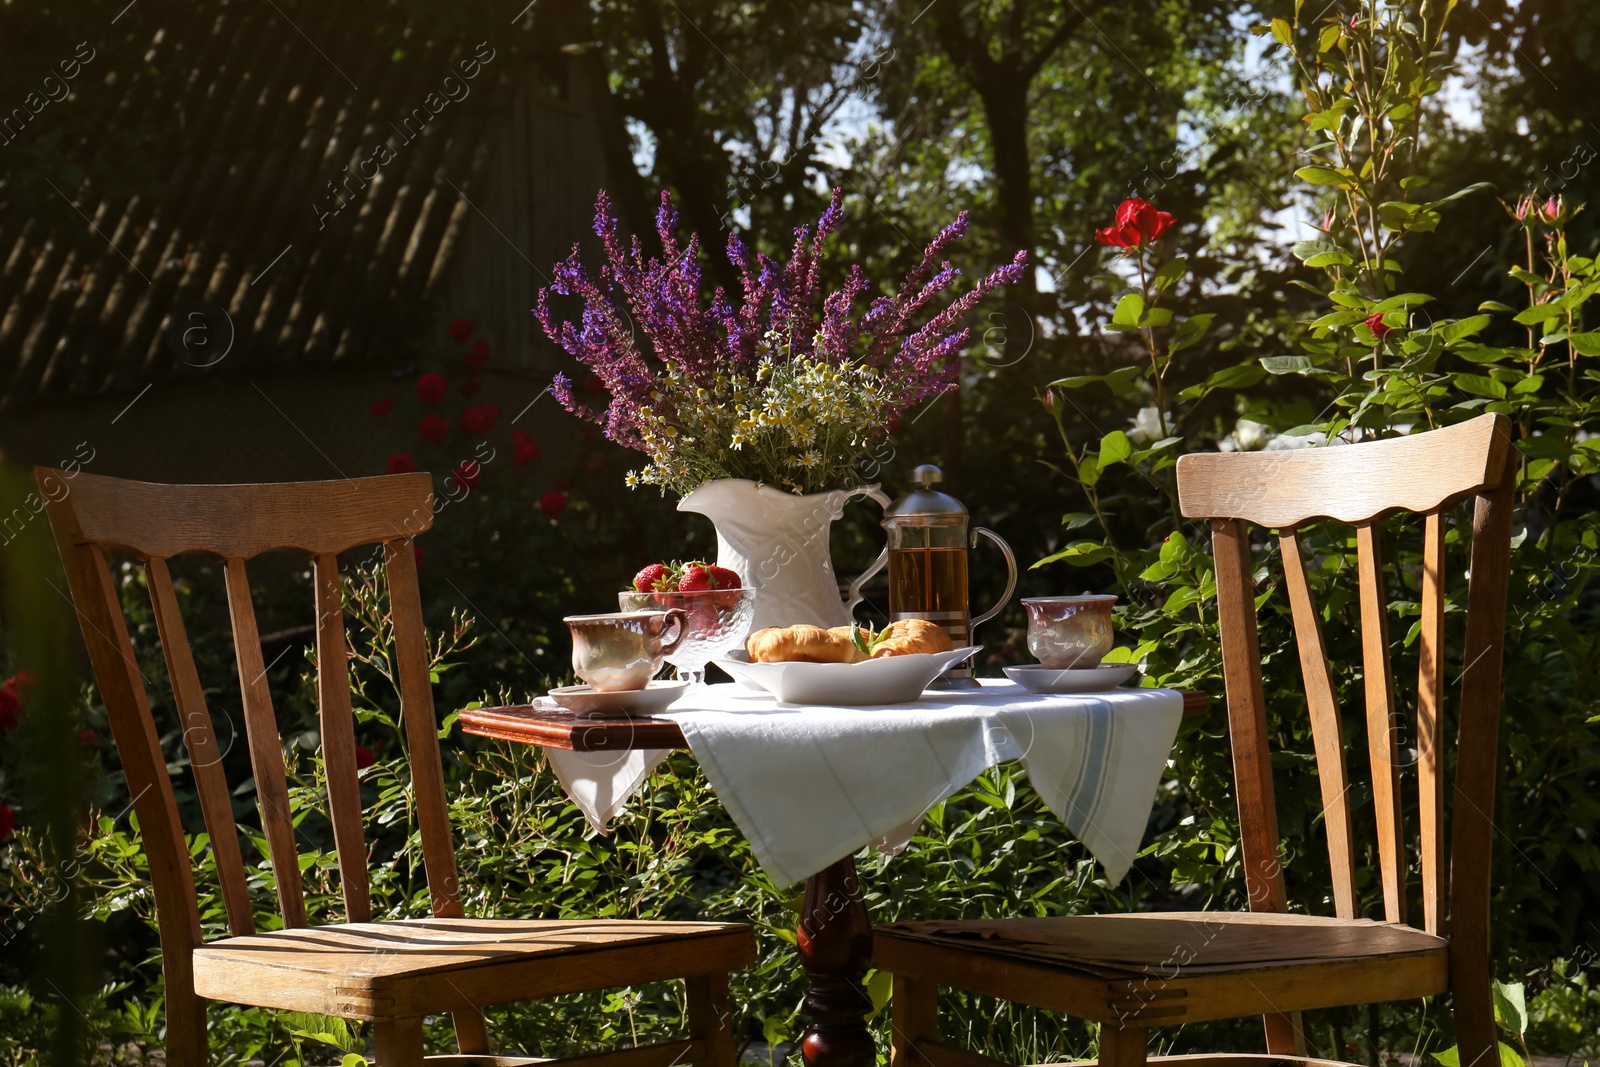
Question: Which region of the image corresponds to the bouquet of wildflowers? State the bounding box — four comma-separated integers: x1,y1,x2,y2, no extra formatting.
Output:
537,189,1025,495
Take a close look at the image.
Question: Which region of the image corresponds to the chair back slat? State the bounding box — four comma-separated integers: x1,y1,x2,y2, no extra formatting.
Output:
224,557,308,928
1209,518,1287,915
58,471,433,559
383,539,464,917
1355,524,1407,925
1177,414,1509,527
314,552,371,923
1448,457,1518,1054
1278,530,1358,920
1417,512,1447,936
147,558,256,937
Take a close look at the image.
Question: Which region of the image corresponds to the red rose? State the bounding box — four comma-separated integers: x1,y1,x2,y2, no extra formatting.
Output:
584,374,607,395
454,460,482,491
418,415,449,443
0,806,12,841
416,373,449,404
460,404,501,435
369,397,395,417
1365,312,1395,340
448,317,474,342
0,687,17,732
1094,198,1176,249
78,728,98,747
459,378,481,397
355,745,376,770
540,489,567,520
387,453,416,475
512,429,541,466
464,340,490,370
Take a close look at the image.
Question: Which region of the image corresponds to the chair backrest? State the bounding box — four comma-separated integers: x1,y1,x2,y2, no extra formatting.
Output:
1175,412,1515,1040
37,469,461,956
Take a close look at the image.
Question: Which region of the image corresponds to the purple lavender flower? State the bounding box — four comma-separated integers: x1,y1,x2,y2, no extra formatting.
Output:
536,188,1026,462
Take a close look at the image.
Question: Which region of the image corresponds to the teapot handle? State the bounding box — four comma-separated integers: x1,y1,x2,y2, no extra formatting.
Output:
969,527,1017,634
841,486,892,617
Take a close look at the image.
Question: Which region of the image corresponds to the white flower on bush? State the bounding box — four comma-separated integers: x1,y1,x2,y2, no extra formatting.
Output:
1127,406,1168,444
1220,418,1274,452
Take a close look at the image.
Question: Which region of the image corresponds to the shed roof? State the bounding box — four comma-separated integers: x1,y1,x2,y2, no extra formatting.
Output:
0,0,600,410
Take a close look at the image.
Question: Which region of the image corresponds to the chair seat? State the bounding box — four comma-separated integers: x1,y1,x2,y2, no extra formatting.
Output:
873,912,1448,1025
193,917,755,1020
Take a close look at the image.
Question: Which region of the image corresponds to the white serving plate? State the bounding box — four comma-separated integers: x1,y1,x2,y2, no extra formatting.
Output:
1002,663,1139,694
547,680,689,718
716,647,980,706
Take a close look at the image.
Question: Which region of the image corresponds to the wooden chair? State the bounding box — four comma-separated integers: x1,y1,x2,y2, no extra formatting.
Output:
38,468,756,1067
871,412,1517,1067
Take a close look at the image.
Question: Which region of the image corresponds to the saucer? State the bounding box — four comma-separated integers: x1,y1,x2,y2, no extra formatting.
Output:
1002,663,1139,694
547,680,689,718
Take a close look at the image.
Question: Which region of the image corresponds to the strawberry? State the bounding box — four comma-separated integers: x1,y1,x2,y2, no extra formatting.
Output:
677,563,713,592
633,563,675,593
706,565,741,589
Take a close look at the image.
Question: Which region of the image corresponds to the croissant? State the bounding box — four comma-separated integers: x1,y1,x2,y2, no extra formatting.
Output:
867,619,954,658
746,625,859,664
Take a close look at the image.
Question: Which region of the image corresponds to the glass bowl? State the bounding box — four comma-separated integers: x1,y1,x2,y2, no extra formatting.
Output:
617,588,757,685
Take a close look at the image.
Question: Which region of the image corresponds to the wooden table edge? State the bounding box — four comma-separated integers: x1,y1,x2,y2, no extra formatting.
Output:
457,690,1210,752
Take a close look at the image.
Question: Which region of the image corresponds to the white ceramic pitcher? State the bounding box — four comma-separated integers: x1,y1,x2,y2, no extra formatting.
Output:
677,479,890,631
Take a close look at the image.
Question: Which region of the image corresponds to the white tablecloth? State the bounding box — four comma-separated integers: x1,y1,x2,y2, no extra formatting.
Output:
544,679,1183,888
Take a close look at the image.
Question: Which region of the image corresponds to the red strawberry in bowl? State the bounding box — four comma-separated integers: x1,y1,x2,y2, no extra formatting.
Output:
677,563,713,592
706,565,741,589
633,562,675,593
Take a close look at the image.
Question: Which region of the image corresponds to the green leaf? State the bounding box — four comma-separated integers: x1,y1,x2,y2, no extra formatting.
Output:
1099,430,1133,466
1152,256,1188,291
1113,293,1145,327
1032,540,1114,569
1492,980,1527,1037
1293,239,1344,263
1454,373,1507,399
1317,22,1340,52
1440,315,1492,345
1295,165,1355,189
1569,332,1600,355
343,1057,369,1067
1370,292,1432,313
866,968,894,1018
1270,17,1292,44
1141,307,1174,329
1432,1046,1460,1067
1304,250,1354,268
1478,300,1515,313
1260,355,1316,375
1077,455,1102,487
1513,303,1564,326
1168,313,1215,355
1497,1044,1525,1067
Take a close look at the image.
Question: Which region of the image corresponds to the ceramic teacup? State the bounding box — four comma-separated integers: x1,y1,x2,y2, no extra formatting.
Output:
564,609,688,692
1022,595,1116,669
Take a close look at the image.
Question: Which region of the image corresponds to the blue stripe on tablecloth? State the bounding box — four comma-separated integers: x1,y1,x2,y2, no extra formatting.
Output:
1062,698,1115,837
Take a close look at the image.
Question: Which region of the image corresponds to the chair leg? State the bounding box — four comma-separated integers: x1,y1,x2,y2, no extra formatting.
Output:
889,974,938,1067
1097,1022,1147,1067
453,1007,491,1054
164,984,209,1067
686,974,738,1067
373,1016,426,1067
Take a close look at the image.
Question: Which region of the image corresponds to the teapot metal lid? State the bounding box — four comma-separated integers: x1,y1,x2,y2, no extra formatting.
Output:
882,464,967,526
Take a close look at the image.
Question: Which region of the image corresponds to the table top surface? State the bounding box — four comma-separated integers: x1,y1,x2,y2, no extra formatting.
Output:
458,688,1209,752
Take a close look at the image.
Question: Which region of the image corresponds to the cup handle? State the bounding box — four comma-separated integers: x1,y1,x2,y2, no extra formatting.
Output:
655,608,689,655
969,527,1017,635
841,485,892,617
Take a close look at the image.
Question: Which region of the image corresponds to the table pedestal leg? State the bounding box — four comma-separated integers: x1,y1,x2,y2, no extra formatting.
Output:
798,856,875,1067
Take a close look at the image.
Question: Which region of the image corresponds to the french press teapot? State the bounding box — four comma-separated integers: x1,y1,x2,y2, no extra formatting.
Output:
881,465,1017,686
